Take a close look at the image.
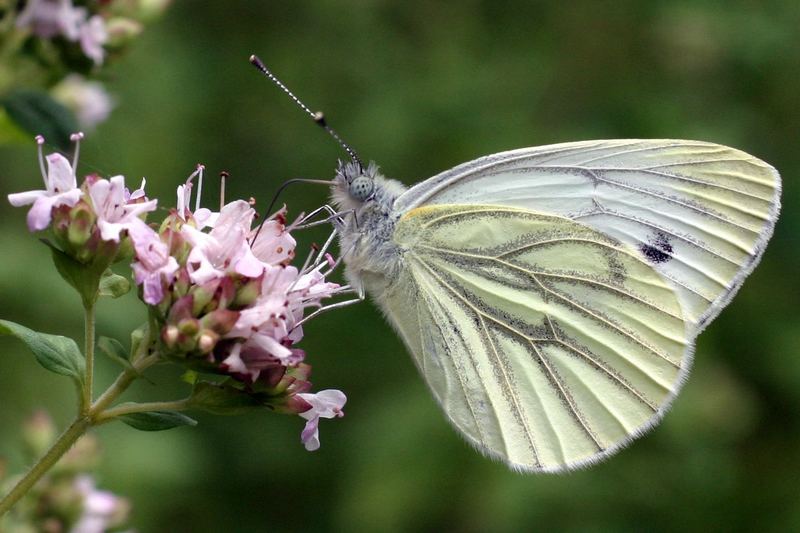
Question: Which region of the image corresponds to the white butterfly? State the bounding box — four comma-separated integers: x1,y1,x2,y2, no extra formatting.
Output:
328,139,780,472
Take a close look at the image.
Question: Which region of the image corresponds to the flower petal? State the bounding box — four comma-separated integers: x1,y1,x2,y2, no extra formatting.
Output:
45,153,77,193
7,189,46,207
301,418,321,451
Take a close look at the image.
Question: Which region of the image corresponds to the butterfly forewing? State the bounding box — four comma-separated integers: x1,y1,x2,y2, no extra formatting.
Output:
394,140,781,334
382,205,689,471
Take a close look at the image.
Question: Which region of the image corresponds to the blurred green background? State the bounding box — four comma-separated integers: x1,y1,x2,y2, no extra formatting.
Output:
1,1,799,531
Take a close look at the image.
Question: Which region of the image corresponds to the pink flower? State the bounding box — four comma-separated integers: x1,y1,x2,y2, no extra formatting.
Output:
250,209,296,265
284,265,341,343
52,75,115,130
72,475,129,533
298,390,347,451
221,262,339,380
182,200,263,284
88,175,157,242
8,151,82,232
79,14,107,65
129,220,179,305
16,0,83,40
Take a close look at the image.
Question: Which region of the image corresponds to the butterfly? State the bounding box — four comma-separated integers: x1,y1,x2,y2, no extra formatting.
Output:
329,140,780,472
250,57,781,472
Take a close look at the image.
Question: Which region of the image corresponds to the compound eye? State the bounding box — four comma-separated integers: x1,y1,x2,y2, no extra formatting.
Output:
349,176,374,202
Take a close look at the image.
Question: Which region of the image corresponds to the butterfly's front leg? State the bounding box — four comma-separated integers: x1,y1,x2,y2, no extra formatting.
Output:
291,283,365,331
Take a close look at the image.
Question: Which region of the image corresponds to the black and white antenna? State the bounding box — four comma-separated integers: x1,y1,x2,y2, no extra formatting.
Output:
249,54,363,169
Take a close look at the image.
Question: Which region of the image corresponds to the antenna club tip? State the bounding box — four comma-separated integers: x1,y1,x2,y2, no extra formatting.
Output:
249,54,264,68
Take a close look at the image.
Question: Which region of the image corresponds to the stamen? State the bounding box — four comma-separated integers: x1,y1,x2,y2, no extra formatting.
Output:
297,243,318,277
194,164,205,212
70,132,84,174
220,171,229,210
35,135,46,185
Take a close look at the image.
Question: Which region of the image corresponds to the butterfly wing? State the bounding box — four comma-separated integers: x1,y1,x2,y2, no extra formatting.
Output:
380,204,688,471
394,140,781,333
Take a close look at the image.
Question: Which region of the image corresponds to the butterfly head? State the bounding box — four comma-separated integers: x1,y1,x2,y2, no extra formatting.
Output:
332,159,380,209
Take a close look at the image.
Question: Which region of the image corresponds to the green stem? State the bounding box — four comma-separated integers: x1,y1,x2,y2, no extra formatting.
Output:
81,300,96,415
0,417,90,517
0,337,160,515
94,398,192,424
90,353,160,416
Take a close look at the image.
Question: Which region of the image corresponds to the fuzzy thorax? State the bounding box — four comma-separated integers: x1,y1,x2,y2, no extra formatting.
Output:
330,160,408,294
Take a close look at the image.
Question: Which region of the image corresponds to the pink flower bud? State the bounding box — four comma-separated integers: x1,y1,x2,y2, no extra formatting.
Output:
200,309,239,336
177,318,200,337
197,331,218,354
162,325,180,347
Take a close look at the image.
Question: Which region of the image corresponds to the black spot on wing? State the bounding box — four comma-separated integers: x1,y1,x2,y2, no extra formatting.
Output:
640,231,673,264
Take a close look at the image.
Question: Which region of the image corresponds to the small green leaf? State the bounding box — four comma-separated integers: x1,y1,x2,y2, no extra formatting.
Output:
188,381,263,415
118,409,197,431
99,270,131,298
2,89,79,150
0,319,85,383
130,323,147,358
97,336,133,369
43,240,106,305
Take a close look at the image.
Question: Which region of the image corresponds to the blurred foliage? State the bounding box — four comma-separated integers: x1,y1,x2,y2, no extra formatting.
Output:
0,1,799,531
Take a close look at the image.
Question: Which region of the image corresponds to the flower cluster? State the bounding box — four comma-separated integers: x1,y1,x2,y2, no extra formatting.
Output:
1,0,171,134
17,0,110,65
0,412,132,532
8,135,347,451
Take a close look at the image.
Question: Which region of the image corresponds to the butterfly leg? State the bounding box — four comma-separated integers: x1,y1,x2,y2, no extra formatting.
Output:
293,205,356,231
291,283,365,330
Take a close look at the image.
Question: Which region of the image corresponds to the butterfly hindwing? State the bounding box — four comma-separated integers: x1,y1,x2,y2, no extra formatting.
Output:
380,204,690,471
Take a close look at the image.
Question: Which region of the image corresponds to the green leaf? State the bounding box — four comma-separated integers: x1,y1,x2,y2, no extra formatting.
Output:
0,319,85,383
2,89,79,150
42,240,106,305
97,336,133,368
188,381,264,415
98,269,131,298
118,409,197,431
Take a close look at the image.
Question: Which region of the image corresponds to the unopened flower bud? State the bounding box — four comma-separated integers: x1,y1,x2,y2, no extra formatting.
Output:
191,279,220,316
167,294,194,322
105,17,143,46
200,309,239,335
115,232,134,263
67,202,95,247
162,324,180,347
270,393,313,415
135,0,173,21
197,330,218,354
233,276,261,307
177,318,200,337
162,268,185,300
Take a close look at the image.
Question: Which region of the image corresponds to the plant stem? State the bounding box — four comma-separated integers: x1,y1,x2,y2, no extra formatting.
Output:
90,353,160,416
81,300,96,415
93,398,192,424
0,416,90,517
0,340,161,515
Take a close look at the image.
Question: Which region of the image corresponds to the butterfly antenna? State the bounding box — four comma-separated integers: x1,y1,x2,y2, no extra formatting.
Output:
249,54,364,169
